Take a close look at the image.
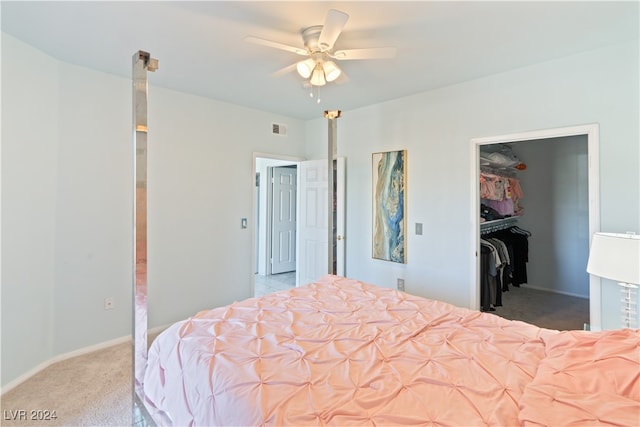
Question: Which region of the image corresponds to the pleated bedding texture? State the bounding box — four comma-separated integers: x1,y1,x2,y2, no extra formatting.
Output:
143,275,639,426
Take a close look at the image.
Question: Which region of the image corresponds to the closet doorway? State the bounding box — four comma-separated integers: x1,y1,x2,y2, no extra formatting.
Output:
470,124,601,330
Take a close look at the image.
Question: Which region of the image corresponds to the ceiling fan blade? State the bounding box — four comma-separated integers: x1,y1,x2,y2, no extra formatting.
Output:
245,36,308,56
272,63,298,78
335,70,350,85
333,47,397,60
318,9,349,52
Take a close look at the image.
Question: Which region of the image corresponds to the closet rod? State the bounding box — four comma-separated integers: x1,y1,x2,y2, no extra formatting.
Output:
480,217,520,234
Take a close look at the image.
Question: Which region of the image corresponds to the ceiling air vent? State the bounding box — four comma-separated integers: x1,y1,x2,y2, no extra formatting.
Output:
272,122,287,136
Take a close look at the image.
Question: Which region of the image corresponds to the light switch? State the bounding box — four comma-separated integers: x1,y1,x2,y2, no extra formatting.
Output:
241,218,248,229
415,222,423,235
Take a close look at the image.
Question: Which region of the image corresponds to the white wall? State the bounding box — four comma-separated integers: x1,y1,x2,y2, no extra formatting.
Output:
1,34,58,387
146,89,306,328
53,56,133,355
1,33,307,387
306,40,639,329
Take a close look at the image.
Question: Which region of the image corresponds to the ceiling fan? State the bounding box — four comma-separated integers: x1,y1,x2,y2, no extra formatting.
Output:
245,9,397,87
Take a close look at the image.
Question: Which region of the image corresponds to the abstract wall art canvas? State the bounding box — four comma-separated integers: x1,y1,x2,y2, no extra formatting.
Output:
372,150,406,263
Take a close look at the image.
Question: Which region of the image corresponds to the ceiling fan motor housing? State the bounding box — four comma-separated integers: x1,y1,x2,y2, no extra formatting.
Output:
302,26,324,53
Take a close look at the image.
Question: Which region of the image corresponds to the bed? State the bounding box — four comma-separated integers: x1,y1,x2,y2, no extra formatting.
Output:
142,275,640,426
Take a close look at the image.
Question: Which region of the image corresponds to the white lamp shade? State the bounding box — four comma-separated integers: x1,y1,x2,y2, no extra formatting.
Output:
587,232,640,284
296,58,315,79
310,66,326,86
322,61,341,82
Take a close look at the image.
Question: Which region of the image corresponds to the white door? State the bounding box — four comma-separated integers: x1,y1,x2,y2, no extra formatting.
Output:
271,166,297,274
297,158,345,285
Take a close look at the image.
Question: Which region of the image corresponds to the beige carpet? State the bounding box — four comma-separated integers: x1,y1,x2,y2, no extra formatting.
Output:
1,342,132,427
493,285,590,331
1,289,588,426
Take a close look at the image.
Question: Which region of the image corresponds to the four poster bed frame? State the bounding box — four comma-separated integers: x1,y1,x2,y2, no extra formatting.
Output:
132,51,639,427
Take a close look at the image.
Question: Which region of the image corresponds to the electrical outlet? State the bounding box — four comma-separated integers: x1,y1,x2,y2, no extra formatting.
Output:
397,278,405,292
104,297,114,310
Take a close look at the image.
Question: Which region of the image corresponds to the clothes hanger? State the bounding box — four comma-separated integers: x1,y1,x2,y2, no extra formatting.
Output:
510,225,532,236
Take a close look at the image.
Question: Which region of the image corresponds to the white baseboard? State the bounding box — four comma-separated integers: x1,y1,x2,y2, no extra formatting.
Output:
1,324,170,395
523,284,589,299
148,324,170,337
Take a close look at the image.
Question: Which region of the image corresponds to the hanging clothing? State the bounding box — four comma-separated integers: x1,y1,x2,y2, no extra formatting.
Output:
480,225,531,310
479,157,528,311
480,171,525,218
480,244,498,312
484,198,515,217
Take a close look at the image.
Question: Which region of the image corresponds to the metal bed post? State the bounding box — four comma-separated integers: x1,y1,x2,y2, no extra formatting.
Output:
132,50,158,426
324,110,341,274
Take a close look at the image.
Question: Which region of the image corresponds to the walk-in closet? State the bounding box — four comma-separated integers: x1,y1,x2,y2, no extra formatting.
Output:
478,136,590,329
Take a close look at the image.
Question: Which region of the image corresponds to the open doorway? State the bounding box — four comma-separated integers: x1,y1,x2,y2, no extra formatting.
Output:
471,124,601,330
254,155,301,296
251,154,347,297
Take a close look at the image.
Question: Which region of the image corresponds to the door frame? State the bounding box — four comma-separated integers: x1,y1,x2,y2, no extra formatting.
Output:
252,152,304,292
470,124,601,330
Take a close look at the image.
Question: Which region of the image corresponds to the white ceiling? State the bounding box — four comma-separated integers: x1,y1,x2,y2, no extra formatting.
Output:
2,1,638,120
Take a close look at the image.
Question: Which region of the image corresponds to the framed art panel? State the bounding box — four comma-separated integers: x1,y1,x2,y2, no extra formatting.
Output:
372,150,406,263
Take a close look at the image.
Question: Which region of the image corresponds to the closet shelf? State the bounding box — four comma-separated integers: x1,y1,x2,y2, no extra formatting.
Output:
480,164,519,177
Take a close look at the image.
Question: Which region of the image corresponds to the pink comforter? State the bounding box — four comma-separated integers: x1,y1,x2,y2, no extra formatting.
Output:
142,275,636,426
519,329,640,426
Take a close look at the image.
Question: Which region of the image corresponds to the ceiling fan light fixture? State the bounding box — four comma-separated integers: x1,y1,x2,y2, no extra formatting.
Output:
322,61,341,82
296,58,315,79
310,65,326,86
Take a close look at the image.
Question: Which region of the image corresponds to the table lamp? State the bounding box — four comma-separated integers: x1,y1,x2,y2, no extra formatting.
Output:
586,232,640,328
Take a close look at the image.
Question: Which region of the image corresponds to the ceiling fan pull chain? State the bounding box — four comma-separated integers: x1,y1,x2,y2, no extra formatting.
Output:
308,86,321,103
